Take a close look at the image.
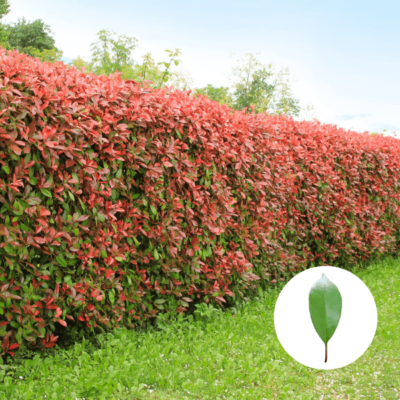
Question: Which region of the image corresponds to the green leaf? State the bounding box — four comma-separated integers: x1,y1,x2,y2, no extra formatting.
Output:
10,321,19,328
155,299,166,304
68,191,75,201
78,197,86,211
56,256,67,268
109,290,115,304
309,273,342,363
97,213,105,222
150,205,157,215
40,188,52,197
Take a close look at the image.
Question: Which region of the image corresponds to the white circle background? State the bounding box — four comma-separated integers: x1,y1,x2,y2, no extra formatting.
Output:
274,266,378,370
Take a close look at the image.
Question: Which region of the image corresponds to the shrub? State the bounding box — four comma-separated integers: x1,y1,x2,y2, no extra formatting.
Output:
0,48,399,356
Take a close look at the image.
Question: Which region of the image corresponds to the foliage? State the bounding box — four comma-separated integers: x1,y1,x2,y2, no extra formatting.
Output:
193,54,302,115
298,102,317,121
166,67,194,91
87,29,137,77
5,17,61,58
73,30,182,89
0,0,10,18
1,256,399,398
155,48,182,88
0,0,10,50
1,48,400,358
229,53,301,116
71,55,89,71
23,47,62,63
195,84,233,107
130,52,164,85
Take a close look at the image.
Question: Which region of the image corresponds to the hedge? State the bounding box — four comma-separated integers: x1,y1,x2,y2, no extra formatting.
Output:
0,48,399,356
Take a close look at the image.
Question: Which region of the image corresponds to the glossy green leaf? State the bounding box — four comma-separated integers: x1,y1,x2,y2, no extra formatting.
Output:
109,290,115,304
40,188,52,197
309,273,342,363
56,256,67,268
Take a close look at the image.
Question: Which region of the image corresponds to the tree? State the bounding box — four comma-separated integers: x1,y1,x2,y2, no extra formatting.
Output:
194,84,233,107
229,53,301,116
73,30,183,89
72,56,89,71
6,17,62,61
0,0,10,17
130,52,163,84
167,67,194,91
88,29,137,77
0,0,10,49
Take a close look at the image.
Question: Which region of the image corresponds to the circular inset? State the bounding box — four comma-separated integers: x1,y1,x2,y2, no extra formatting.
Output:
274,266,377,369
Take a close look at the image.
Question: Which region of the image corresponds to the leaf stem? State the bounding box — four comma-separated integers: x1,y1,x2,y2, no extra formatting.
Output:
325,343,328,363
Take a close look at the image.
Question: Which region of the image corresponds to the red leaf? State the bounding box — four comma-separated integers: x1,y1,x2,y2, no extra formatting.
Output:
0,321,9,326
40,207,51,217
2,331,12,351
10,144,22,155
8,343,19,350
25,161,35,169
66,160,76,168
39,276,49,280
0,225,9,239
57,319,67,327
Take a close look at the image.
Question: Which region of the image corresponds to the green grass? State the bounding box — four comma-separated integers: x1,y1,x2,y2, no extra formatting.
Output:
1,257,400,400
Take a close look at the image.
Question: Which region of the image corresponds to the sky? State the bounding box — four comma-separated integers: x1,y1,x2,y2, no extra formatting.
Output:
3,0,399,136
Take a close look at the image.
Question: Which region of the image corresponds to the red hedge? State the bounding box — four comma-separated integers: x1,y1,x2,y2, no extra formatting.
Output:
0,48,400,355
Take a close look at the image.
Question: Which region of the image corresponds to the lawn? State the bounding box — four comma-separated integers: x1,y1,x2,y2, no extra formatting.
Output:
1,256,399,400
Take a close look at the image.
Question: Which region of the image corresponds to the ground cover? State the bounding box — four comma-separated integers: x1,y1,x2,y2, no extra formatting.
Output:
1,256,399,399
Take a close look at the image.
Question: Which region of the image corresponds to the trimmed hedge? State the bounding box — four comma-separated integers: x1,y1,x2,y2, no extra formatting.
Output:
0,48,399,356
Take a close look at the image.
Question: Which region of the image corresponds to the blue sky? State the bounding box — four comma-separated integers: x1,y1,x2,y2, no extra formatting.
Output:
4,0,399,136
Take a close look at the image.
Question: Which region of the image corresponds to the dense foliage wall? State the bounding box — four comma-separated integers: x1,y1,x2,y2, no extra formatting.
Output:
0,48,399,355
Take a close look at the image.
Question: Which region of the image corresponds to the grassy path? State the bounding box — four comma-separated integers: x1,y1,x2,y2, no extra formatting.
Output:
1,257,400,399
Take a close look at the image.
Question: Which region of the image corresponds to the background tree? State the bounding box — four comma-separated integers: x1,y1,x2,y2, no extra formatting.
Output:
87,29,137,77
229,53,301,116
73,30,183,89
130,52,162,83
194,84,233,107
0,0,10,49
167,68,194,91
5,17,62,61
